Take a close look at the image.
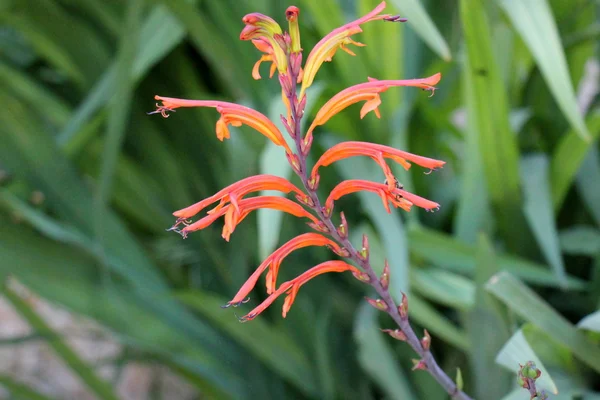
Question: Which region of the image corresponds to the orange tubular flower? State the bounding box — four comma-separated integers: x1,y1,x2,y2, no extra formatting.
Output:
226,233,346,307
172,175,306,221
305,73,441,142
239,260,362,322
151,96,293,155
299,1,391,98
176,196,319,241
310,141,446,190
251,38,278,80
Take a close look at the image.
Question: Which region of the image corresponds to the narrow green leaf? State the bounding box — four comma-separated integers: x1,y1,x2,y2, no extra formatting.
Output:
495,327,558,395
314,308,336,400
0,375,56,400
411,268,474,310
551,112,600,211
454,52,491,243
0,14,85,86
469,234,511,399
57,5,186,147
408,227,585,289
409,295,470,351
497,0,590,141
520,155,567,286
576,147,600,227
559,226,600,255
3,286,119,400
486,272,600,373
389,0,451,61
460,0,523,250
94,0,144,259
578,311,600,333
177,290,318,397
354,303,417,400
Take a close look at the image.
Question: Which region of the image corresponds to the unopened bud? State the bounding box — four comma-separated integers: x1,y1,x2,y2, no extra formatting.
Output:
280,114,294,137
421,329,431,351
398,292,408,319
381,328,406,341
307,221,329,233
411,359,427,371
307,174,320,191
301,132,313,155
352,271,371,283
285,153,302,174
365,297,388,311
295,87,306,116
456,368,464,391
380,259,390,290
337,212,348,239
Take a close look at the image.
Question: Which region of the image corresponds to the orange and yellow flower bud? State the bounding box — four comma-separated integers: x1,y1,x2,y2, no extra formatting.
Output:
285,6,301,53
240,13,288,74
299,1,391,98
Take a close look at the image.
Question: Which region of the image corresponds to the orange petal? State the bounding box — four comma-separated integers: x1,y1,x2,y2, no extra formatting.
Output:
239,260,361,321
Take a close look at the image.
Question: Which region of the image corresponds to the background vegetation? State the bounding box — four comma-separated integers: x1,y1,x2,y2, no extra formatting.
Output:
1,0,599,398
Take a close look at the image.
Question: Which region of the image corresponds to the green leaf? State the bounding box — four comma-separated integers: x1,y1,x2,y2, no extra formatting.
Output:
551,112,600,211
3,286,120,400
408,227,585,289
497,0,590,141
0,375,56,400
93,0,144,260
389,0,451,61
57,4,186,147
354,303,417,400
409,295,470,351
469,234,512,399
576,147,600,227
460,0,523,250
578,311,600,333
453,51,491,244
559,226,600,255
495,328,558,395
486,272,600,373
177,290,318,397
411,268,474,310
520,155,567,286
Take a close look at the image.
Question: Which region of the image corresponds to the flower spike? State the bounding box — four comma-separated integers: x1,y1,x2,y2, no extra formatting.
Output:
226,233,344,307
239,261,361,321
299,1,392,98
151,96,293,155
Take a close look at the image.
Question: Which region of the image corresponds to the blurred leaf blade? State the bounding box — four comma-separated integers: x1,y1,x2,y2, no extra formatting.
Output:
497,0,590,141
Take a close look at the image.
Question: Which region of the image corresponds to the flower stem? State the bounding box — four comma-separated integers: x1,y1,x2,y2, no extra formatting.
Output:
285,67,473,400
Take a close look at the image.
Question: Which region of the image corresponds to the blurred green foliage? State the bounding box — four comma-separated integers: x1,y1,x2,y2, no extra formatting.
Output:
1,0,599,399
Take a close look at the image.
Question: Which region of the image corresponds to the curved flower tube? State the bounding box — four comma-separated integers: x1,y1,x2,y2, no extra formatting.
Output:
150,96,293,155
172,175,305,221
239,260,362,321
305,73,441,142
311,141,446,190
225,233,345,307
240,13,288,74
173,196,319,241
